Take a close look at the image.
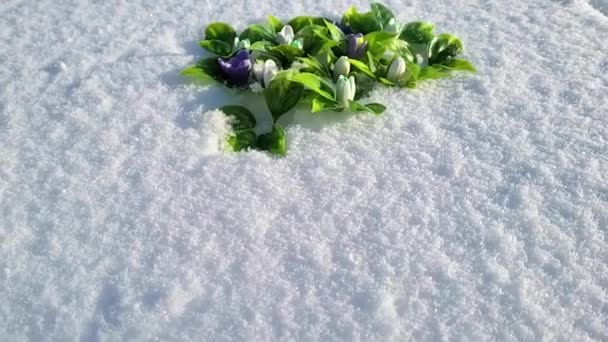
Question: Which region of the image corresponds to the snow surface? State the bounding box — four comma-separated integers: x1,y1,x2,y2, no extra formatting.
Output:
1,0,608,340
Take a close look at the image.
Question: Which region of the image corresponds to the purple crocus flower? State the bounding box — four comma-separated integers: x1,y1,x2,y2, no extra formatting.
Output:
347,33,368,59
333,21,353,35
217,50,252,87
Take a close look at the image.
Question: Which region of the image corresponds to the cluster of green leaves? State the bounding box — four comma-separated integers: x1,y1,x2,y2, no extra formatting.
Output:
221,106,287,155
181,3,475,156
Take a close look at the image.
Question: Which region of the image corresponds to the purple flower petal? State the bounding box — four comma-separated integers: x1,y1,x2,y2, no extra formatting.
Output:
347,33,367,59
218,50,252,87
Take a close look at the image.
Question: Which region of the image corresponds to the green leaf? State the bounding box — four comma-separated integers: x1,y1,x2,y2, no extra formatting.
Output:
364,31,399,45
264,71,304,121
378,77,395,87
205,22,237,44
364,103,386,115
363,31,401,58
219,105,256,130
406,62,421,81
240,24,275,43
324,20,345,41
438,58,476,72
249,40,272,51
341,6,382,34
268,44,305,64
199,40,232,56
348,58,377,79
371,3,395,29
288,16,326,33
257,125,287,156
291,72,335,101
180,57,221,84
400,22,435,44
418,66,451,80
268,15,283,33
377,38,414,63
311,96,339,113
294,24,330,52
348,101,384,115
428,33,464,65
296,57,328,75
180,66,215,84
227,129,257,151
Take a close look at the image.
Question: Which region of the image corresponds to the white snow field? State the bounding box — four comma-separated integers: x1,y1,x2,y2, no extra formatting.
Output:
1,0,608,340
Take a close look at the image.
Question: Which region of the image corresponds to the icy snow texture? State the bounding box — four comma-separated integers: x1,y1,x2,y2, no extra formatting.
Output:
1,0,608,340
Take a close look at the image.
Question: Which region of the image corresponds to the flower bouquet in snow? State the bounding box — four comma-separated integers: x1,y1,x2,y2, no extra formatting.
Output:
182,3,475,155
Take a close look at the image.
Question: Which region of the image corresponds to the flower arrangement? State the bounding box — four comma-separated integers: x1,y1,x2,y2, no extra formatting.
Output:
181,3,475,155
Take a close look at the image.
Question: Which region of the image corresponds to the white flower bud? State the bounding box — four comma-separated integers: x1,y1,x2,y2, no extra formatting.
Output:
347,76,356,101
387,57,406,83
262,59,279,88
276,25,294,45
252,60,265,82
333,56,351,81
336,75,356,107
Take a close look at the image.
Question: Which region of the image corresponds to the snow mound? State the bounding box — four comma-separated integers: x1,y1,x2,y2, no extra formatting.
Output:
1,0,607,340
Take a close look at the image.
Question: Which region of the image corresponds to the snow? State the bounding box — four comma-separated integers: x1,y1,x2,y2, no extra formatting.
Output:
1,0,607,340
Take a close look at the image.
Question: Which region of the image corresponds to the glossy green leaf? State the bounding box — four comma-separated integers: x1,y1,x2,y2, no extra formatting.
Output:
291,72,335,100
324,20,345,41
249,40,272,51
428,33,464,65
438,58,476,72
378,77,395,87
377,38,414,63
348,58,377,79
288,16,326,33
180,66,214,84
268,44,305,64
268,15,283,33
371,3,395,29
205,22,237,43
311,96,339,113
199,40,232,56
240,24,275,43
341,6,382,34
400,22,435,44
256,125,287,156
406,62,421,80
348,101,384,115
264,71,304,121
418,65,451,80
296,57,328,75
219,105,256,130
227,129,257,151
364,103,386,115
180,57,221,84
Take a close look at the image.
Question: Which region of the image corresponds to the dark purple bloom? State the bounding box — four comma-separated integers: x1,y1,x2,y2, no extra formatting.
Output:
217,50,252,87
333,21,353,35
347,33,368,59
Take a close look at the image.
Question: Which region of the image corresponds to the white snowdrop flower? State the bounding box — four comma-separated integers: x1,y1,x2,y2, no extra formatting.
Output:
387,57,406,83
333,56,351,81
276,25,294,45
262,59,279,88
336,75,356,107
252,59,265,81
